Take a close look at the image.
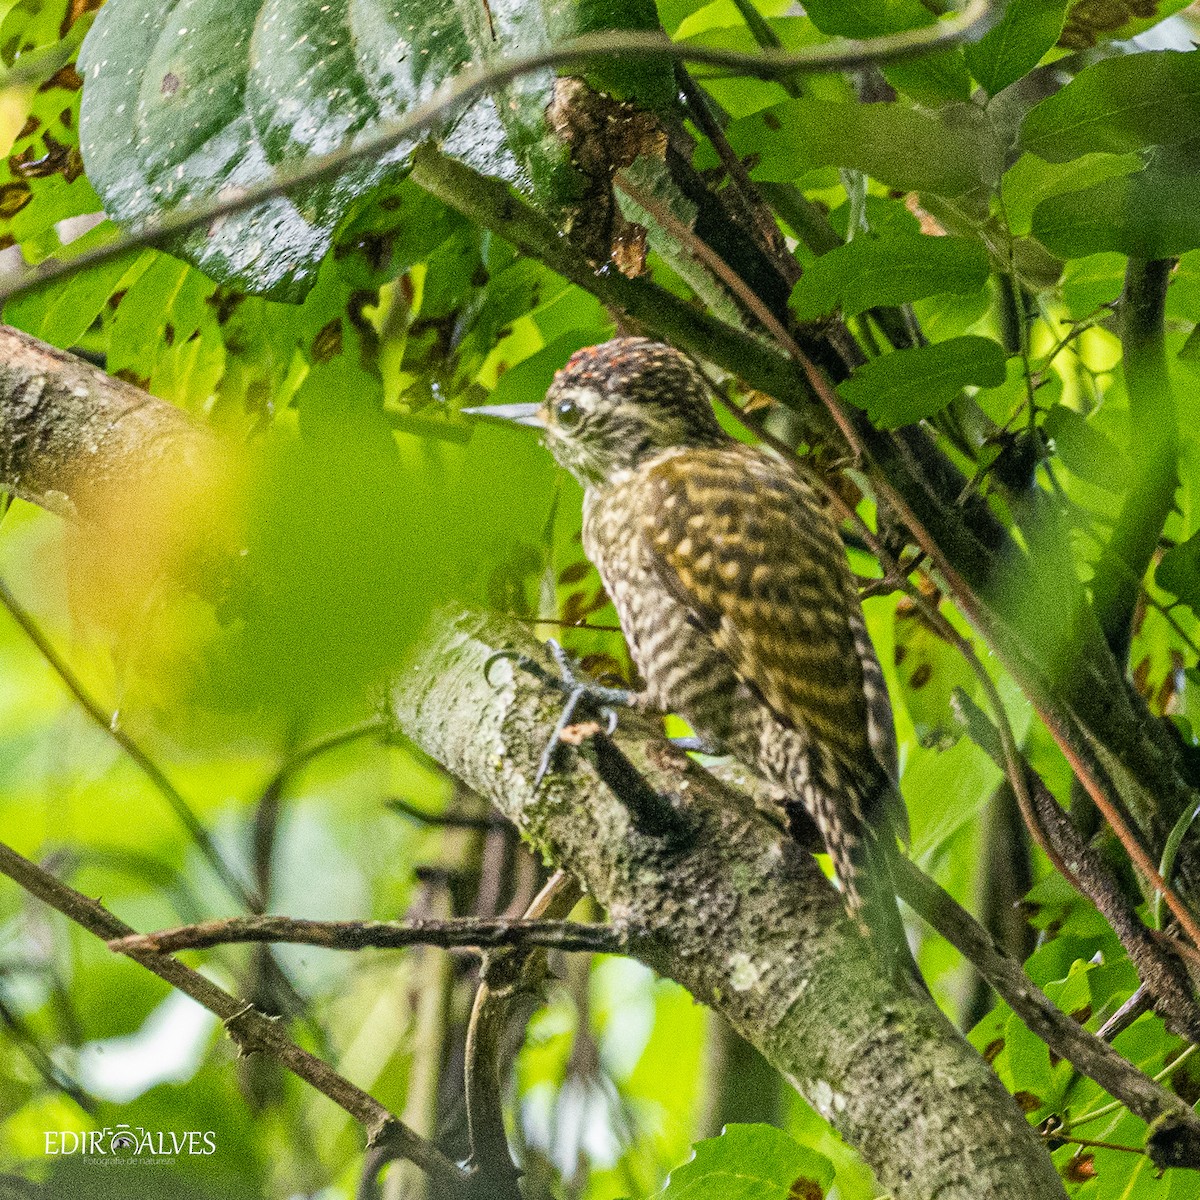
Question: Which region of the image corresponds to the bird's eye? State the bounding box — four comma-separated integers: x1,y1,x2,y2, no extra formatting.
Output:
554,398,582,428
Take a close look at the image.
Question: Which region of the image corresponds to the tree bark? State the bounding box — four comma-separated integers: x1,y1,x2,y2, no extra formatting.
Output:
387,608,1067,1199
0,323,1068,1198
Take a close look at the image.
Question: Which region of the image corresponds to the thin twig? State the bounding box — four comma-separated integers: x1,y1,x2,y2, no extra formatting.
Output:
386,797,506,830
1040,1133,1141,1154
1064,1044,1200,1134
924,598,1080,889
252,719,386,906
615,172,794,340
1048,713,1200,953
0,3,1000,309
951,689,1200,1041
0,576,259,911
674,66,799,286
1095,985,1152,1044
0,989,94,1112
0,840,467,1191
106,914,630,956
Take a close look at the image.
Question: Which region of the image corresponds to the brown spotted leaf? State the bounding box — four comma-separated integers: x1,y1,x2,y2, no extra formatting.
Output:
892,594,978,749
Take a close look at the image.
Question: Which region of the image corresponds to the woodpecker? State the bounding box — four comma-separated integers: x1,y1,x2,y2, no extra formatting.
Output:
469,337,913,977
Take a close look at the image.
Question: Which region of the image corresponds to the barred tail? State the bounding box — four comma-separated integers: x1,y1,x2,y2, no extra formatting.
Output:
801,768,922,990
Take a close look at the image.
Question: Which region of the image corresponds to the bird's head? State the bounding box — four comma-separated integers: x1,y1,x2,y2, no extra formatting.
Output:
466,338,728,488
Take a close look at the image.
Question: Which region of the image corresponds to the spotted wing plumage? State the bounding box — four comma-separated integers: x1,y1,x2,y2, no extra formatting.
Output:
631,445,916,982
637,446,875,774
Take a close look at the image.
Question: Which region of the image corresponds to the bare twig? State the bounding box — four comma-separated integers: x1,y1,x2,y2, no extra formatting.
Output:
1096,986,1152,1044
0,840,467,1191
615,172,794,339
1063,1045,1200,1136
386,797,506,830
107,914,630,957
952,689,1200,1042
0,989,94,1112
252,719,387,905
674,66,800,286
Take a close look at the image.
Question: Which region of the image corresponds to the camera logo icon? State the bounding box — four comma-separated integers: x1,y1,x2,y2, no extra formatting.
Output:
108,1125,138,1157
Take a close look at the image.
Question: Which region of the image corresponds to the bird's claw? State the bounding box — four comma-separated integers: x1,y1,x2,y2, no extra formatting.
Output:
483,648,526,687
668,735,721,756
484,640,634,786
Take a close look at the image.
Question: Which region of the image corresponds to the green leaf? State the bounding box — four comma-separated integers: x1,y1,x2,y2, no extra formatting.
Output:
999,152,1142,238
1031,144,1200,259
790,234,989,321
0,4,104,254
893,601,977,750
658,1125,834,1200
838,337,1007,429
1059,251,1126,320
729,99,999,196
1042,406,1128,494
78,0,674,298
964,0,1069,97
803,0,970,105
1179,324,1200,361
486,331,601,407
1020,49,1200,162
1156,529,1200,613
5,238,152,346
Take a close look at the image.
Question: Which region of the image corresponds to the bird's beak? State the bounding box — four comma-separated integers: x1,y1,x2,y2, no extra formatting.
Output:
460,402,545,429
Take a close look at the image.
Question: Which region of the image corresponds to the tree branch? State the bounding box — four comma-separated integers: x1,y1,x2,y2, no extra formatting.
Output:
0,841,468,1192
107,914,628,957
953,689,1200,1043
390,608,1069,1198
893,857,1200,1173
1092,257,1178,663
463,871,583,1195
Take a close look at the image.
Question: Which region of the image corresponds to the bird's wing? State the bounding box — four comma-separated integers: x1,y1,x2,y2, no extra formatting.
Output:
637,446,873,767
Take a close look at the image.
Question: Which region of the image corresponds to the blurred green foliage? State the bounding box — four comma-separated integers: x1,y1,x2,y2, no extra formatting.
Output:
1,1,1200,1198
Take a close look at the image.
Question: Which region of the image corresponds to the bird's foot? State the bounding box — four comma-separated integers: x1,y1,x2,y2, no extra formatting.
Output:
484,639,638,786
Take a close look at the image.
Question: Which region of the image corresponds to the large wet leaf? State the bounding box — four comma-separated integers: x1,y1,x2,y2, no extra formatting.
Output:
78,0,669,300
